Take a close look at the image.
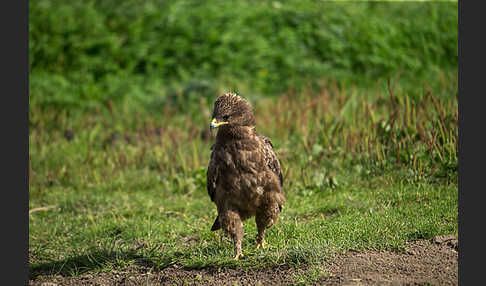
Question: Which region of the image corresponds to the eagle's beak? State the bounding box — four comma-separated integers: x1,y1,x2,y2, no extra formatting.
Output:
210,118,228,130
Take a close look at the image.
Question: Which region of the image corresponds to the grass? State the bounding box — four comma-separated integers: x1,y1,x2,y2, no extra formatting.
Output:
29,74,458,280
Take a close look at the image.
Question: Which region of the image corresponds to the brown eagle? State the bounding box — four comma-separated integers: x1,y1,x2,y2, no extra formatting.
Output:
207,93,285,260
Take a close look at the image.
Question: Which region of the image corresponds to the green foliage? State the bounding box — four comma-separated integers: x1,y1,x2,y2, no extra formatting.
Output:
30,0,457,110
29,77,457,279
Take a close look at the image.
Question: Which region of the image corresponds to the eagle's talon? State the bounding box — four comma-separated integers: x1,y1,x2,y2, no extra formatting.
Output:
256,239,267,250
234,253,243,260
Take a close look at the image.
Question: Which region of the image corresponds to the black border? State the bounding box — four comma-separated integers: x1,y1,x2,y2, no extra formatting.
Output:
0,0,29,284
458,0,480,285
457,0,463,283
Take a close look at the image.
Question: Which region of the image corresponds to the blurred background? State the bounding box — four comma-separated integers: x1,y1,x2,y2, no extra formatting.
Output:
29,0,457,116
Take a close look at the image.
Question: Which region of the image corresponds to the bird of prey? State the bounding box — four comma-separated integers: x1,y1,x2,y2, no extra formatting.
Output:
207,93,285,260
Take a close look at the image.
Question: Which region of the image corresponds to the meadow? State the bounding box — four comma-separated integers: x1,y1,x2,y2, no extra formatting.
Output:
29,0,458,282
29,76,458,279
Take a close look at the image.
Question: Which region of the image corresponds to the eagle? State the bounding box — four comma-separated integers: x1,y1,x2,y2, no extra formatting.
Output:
207,93,285,260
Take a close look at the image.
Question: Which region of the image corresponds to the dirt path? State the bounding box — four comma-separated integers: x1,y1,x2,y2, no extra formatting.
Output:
30,235,458,286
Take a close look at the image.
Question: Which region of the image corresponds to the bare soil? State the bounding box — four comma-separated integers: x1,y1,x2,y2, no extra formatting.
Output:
30,235,458,286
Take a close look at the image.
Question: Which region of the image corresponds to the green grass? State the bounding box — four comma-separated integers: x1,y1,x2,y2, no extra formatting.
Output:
29,74,458,280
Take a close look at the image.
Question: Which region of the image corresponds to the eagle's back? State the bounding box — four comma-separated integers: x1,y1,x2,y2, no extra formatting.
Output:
207,127,284,218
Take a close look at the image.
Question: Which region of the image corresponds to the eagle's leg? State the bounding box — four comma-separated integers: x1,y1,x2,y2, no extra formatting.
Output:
221,209,244,260
256,200,280,249
255,210,269,249
255,227,267,250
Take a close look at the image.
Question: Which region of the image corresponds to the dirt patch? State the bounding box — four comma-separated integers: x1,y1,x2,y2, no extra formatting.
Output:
320,235,458,286
30,265,298,286
30,235,458,286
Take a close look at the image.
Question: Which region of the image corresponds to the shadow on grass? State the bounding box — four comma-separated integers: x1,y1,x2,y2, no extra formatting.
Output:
29,249,177,280
29,241,320,280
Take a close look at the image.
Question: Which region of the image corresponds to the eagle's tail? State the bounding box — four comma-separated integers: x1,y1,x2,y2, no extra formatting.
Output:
211,216,221,231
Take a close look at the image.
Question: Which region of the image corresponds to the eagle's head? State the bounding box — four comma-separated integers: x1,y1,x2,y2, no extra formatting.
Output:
210,93,255,130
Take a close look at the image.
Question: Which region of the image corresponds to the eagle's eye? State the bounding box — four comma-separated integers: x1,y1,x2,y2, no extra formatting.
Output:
222,115,230,121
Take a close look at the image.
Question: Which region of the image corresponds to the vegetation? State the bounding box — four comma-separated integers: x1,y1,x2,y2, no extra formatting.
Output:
29,0,457,281
29,76,457,278
30,0,457,112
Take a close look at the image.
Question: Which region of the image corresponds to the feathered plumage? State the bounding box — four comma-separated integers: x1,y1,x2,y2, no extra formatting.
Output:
206,93,285,259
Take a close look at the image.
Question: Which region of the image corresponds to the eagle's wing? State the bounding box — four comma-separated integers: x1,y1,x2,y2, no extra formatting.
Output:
207,144,218,202
258,134,283,187
207,144,222,231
